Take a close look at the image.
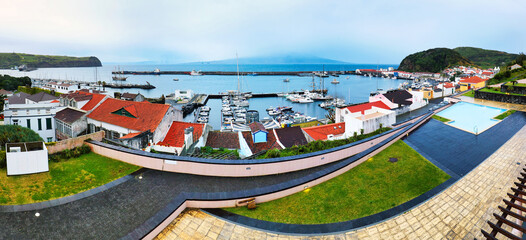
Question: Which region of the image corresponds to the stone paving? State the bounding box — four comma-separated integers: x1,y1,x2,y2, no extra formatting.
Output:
156,122,526,239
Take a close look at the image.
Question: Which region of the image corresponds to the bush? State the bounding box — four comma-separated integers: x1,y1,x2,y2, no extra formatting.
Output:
48,144,92,163
0,125,43,149
0,150,6,168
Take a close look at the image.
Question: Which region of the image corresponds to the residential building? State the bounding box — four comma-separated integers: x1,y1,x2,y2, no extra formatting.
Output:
369,89,427,115
303,122,346,141
335,101,395,136
510,64,523,71
86,98,182,149
3,92,60,142
121,92,145,102
459,76,487,92
248,122,268,143
241,123,282,156
54,107,88,140
0,89,13,96
59,90,108,111
152,121,211,155
273,126,308,148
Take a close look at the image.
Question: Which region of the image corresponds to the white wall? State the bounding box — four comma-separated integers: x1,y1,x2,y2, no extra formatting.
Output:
6,143,49,175
344,107,395,136
238,131,253,158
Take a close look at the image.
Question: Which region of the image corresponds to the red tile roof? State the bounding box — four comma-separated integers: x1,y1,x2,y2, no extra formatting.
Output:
344,101,390,114
119,132,142,139
78,91,107,111
248,122,268,133
87,98,170,133
303,122,345,141
206,131,240,149
460,76,486,84
482,71,493,75
157,121,205,148
443,82,455,88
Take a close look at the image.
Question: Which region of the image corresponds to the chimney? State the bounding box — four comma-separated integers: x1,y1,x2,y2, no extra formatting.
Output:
184,127,194,150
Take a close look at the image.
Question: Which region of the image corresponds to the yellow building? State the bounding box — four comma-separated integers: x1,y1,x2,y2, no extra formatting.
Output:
459,76,487,92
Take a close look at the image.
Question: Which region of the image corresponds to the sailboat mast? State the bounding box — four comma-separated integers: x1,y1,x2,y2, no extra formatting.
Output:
236,53,240,94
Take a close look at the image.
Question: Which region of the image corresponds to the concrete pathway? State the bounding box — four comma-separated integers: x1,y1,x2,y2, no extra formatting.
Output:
156,123,526,239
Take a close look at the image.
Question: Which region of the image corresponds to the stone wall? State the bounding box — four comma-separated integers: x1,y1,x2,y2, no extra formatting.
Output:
475,90,526,104
47,131,104,154
500,84,526,95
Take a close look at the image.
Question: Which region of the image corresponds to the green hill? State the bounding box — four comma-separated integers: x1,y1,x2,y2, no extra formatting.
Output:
453,47,518,69
0,53,102,69
398,48,474,73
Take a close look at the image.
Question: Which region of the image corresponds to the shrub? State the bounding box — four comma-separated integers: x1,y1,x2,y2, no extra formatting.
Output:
48,144,92,163
0,150,6,168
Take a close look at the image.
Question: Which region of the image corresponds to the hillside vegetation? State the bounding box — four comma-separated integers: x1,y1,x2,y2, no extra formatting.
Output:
398,48,474,73
0,53,102,69
454,47,518,69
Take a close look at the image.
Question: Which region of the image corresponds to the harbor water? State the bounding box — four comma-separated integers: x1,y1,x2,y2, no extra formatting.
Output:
0,63,408,129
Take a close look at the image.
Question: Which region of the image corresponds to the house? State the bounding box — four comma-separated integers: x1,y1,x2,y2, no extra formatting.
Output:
0,89,13,96
459,76,487,92
303,122,346,141
121,92,145,102
510,64,522,71
273,126,308,148
205,131,255,158
335,101,395,136
152,121,211,155
369,89,427,115
60,90,108,111
241,124,282,156
86,98,182,149
3,92,60,142
248,122,268,143
54,107,88,140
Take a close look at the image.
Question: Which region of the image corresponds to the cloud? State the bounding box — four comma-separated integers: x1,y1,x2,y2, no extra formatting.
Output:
0,0,524,63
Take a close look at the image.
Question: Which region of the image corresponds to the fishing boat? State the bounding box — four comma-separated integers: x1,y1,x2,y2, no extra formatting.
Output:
173,78,179,81
283,78,290,82
190,70,202,76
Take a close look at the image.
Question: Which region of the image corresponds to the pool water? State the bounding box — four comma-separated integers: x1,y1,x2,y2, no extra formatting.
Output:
436,102,507,134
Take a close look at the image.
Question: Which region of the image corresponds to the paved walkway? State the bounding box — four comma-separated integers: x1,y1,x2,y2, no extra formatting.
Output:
156,119,526,239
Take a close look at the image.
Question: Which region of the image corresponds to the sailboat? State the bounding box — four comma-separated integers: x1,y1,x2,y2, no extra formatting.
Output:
112,66,127,81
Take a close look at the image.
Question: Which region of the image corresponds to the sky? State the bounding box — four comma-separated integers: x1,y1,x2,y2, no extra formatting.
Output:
0,0,525,64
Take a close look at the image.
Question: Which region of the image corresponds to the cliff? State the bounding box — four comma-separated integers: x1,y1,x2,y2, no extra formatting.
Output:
0,53,102,69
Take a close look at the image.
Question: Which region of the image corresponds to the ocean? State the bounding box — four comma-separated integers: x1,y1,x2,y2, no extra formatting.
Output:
0,63,419,129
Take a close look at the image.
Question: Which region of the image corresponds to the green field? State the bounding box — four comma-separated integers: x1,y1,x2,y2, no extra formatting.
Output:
225,140,450,224
462,90,475,98
432,115,452,122
0,153,140,205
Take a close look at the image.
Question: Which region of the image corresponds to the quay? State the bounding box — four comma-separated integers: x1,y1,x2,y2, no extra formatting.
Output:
115,70,353,76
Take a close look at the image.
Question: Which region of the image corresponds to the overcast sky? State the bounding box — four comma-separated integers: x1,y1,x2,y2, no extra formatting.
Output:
0,0,524,64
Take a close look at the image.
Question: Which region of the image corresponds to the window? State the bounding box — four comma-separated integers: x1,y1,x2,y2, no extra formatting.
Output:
47,137,53,142
26,119,31,129
38,118,42,130
46,118,52,130
12,119,19,125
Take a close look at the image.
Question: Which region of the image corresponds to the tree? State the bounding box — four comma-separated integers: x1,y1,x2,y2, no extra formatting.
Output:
516,52,526,66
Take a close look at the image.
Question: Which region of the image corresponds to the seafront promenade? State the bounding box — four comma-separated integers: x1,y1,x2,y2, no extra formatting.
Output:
155,122,526,239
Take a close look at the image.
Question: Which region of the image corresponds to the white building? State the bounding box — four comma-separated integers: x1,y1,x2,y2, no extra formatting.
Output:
369,89,427,115
174,89,194,100
3,92,60,142
335,101,395,136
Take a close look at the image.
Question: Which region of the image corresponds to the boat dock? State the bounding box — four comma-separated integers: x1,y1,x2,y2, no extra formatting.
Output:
115,70,353,76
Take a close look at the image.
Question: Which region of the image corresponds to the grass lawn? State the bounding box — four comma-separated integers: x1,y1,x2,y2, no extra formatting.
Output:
224,140,450,224
495,110,516,120
480,87,525,96
462,90,475,98
0,152,140,205
432,115,451,122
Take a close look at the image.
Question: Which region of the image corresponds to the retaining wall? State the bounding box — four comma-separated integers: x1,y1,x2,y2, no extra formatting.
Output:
47,131,104,154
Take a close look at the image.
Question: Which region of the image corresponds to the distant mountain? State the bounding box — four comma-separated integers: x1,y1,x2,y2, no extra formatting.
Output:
0,53,102,69
398,48,474,73
453,47,518,68
204,55,348,64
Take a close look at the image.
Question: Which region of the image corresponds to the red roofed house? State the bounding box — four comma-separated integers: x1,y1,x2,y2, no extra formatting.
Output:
86,98,182,149
55,90,109,140
151,121,211,155
303,122,346,141
335,101,395,136
481,71,494,79
459,76,487,92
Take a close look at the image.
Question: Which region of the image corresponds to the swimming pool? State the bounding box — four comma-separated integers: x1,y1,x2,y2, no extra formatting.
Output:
436,102,507,134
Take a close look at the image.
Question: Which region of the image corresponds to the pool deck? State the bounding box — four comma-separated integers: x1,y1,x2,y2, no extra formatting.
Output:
155,111,526,240
459,95,526,111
